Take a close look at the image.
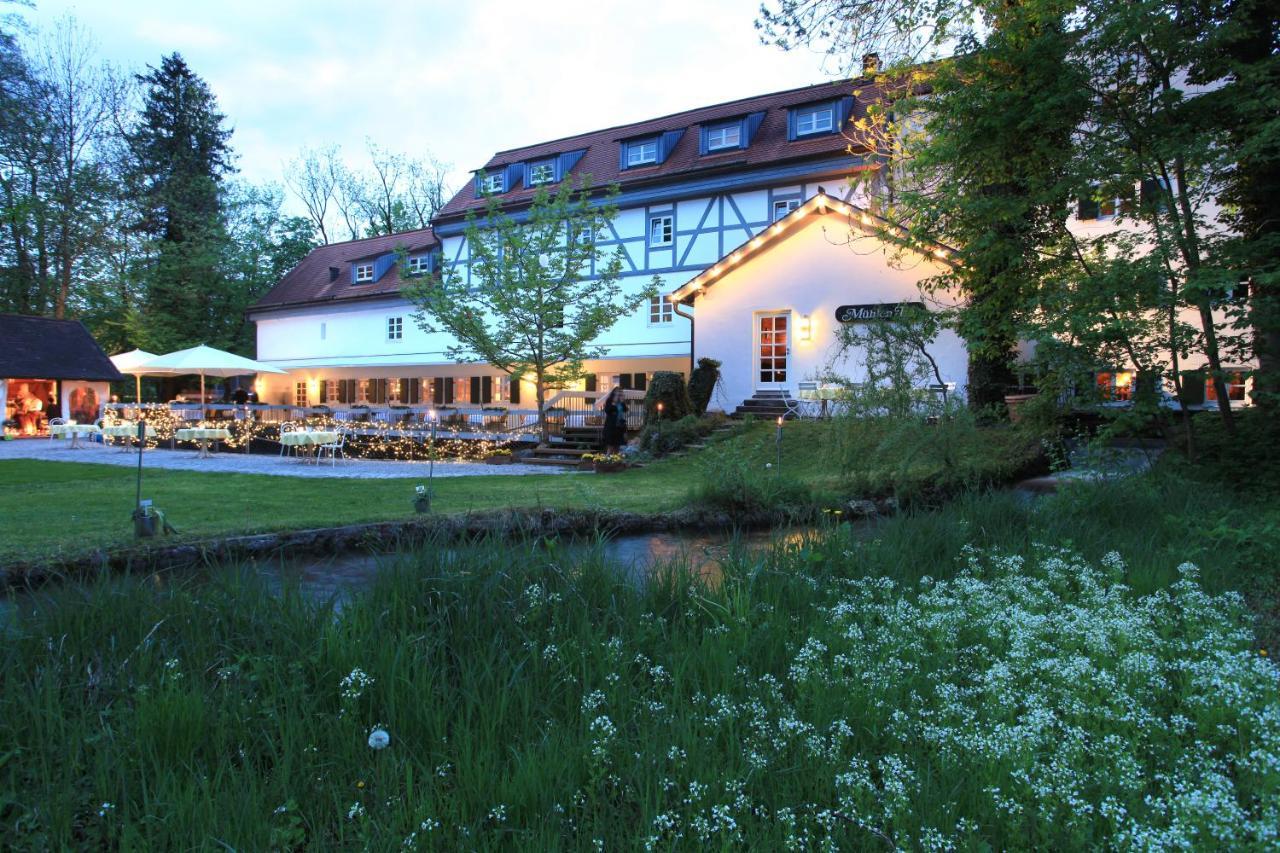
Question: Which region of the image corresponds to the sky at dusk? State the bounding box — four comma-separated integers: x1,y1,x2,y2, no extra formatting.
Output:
15,0,840,204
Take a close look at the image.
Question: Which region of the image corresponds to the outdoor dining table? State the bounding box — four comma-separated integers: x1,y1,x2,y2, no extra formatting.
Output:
280,430,340,464
101,422,157,451
176,427,232,459
49,422,101,449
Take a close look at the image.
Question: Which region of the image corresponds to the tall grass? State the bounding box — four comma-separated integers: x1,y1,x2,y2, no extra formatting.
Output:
0,469,1276,849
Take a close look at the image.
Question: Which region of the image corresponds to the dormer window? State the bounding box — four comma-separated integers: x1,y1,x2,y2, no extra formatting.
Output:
706,122,741,151
625,139,658,167
795,104,835,136
527,160,556,186
405,255,432,276
354,263,374,283
478,172,504,194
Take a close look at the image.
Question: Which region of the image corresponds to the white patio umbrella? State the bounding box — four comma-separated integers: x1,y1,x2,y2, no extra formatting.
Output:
139,344,286,419
110,348,158,405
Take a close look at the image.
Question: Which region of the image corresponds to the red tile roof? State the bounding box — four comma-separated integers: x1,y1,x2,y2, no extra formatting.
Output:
249,228,438,313
436,78,875,221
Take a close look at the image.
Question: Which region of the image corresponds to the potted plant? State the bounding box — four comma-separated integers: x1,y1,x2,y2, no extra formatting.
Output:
1003,385,1039,424
589,452,628,473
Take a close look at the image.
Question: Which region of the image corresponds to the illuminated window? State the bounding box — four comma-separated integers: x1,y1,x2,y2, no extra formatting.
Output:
1095,370,1134,402
325,380,340,404
294,382,308,407
453,377,472,404
1205,370,1247,403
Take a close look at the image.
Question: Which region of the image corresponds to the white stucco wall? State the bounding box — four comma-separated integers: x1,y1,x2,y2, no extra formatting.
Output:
687,214,964,410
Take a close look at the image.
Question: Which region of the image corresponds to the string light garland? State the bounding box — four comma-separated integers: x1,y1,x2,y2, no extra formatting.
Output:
101,406,519,462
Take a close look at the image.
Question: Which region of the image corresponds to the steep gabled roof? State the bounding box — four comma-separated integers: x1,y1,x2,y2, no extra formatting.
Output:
0,314,125,381
667,190,958,304
436,78,882,222
250,227,438,314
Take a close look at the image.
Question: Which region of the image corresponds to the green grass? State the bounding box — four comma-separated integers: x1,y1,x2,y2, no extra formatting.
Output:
0,468,1275,849
0,419,1041,564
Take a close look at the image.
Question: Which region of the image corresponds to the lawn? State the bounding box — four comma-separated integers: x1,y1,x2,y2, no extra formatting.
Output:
0,419,1041,564
0,467,1275,849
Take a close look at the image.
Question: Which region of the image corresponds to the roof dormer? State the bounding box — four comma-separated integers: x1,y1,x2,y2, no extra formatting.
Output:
787,97,854,141
619,129,685,170
698,111,766,155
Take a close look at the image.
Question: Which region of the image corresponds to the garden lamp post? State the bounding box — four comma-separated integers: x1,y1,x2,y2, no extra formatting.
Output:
776,416,783,472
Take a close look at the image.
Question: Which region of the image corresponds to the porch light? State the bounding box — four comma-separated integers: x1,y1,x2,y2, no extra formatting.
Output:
798,314,813,342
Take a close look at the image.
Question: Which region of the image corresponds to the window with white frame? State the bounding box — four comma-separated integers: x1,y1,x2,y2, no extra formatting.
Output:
1095,370,1134,402
479,173,504,194
356,379,370,403
626,139,658,167
648,295,674,325
706,122,741,151
387,378,402,404
325,379,340,404
528,160,555,186
1205,369,1248,403
387,316,403,341
295,382,308,407
795,104,834,135
649,214,673,247
773,199,800,221
405,255,432,276
354,263,374,283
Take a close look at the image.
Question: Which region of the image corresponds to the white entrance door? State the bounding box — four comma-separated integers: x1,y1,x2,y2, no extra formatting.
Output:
755,311,791,388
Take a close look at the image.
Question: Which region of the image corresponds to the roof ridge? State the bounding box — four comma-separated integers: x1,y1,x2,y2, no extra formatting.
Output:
483,77,861,163
312,226,436,251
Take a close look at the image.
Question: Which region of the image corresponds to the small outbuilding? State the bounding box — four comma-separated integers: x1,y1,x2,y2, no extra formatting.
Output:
0,313,124,436
667,192,967,414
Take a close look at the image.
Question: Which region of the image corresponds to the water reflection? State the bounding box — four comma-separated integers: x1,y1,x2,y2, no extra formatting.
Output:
256,526,835,607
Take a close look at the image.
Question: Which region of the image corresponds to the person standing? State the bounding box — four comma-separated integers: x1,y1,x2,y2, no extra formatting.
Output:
601,386,627,454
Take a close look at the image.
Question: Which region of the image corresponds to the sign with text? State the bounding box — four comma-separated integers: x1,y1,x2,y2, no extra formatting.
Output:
835,302,926,323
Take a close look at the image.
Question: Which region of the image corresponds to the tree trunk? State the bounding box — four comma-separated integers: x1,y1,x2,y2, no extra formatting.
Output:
1197,301,1237,436
535,369,549,446
967,344,1017,418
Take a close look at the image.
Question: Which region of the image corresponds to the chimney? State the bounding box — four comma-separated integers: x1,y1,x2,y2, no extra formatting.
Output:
862,53,880,76
329,266,339,282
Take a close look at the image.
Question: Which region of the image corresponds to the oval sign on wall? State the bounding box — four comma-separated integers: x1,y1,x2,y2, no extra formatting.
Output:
834,302,926,323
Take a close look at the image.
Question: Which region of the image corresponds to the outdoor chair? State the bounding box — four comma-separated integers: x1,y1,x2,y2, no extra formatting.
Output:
794,381,822,420
47,417,66,440
279,422,296,457
317,431,347,466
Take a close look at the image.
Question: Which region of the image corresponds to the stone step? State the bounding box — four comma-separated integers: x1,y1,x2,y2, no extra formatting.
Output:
531,446,592,457
522,456,581,467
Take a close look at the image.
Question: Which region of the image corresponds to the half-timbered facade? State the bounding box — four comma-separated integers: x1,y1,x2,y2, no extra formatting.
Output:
250,78,887,409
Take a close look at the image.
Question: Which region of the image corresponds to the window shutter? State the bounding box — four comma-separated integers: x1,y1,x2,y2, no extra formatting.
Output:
444,379,454,405
1077,196,1099,220
470,376,481,403
634,373,648,391
399,378,410,403
510,378,520,404
481,376,493,404
319,380,327,403
619,373,632,390
585,374,597,392
432,379,443,405
1179,371,1205,406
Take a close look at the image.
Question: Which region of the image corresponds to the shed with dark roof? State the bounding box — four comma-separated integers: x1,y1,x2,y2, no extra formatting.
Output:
1,313,123,435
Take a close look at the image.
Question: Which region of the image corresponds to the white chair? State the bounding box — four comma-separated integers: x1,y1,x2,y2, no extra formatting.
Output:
317,431,346,466
279,422,296,457
794,381,822,420
47,417,66,440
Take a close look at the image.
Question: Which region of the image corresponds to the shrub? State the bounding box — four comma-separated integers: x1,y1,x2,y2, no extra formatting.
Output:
642,371,692,421
687,358,721,415
637,413,722,456
687,444,815,516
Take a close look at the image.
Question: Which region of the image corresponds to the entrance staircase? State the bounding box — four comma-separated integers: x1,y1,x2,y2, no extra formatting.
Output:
524,425,602,467
731,390,797,420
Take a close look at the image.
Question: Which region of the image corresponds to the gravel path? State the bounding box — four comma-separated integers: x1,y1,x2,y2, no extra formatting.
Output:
0,437,574,479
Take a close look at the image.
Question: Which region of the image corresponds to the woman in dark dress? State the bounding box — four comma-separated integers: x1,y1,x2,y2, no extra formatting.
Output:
601,386,627,454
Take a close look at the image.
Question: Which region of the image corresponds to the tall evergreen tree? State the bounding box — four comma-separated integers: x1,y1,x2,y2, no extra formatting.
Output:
127,52,235,351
